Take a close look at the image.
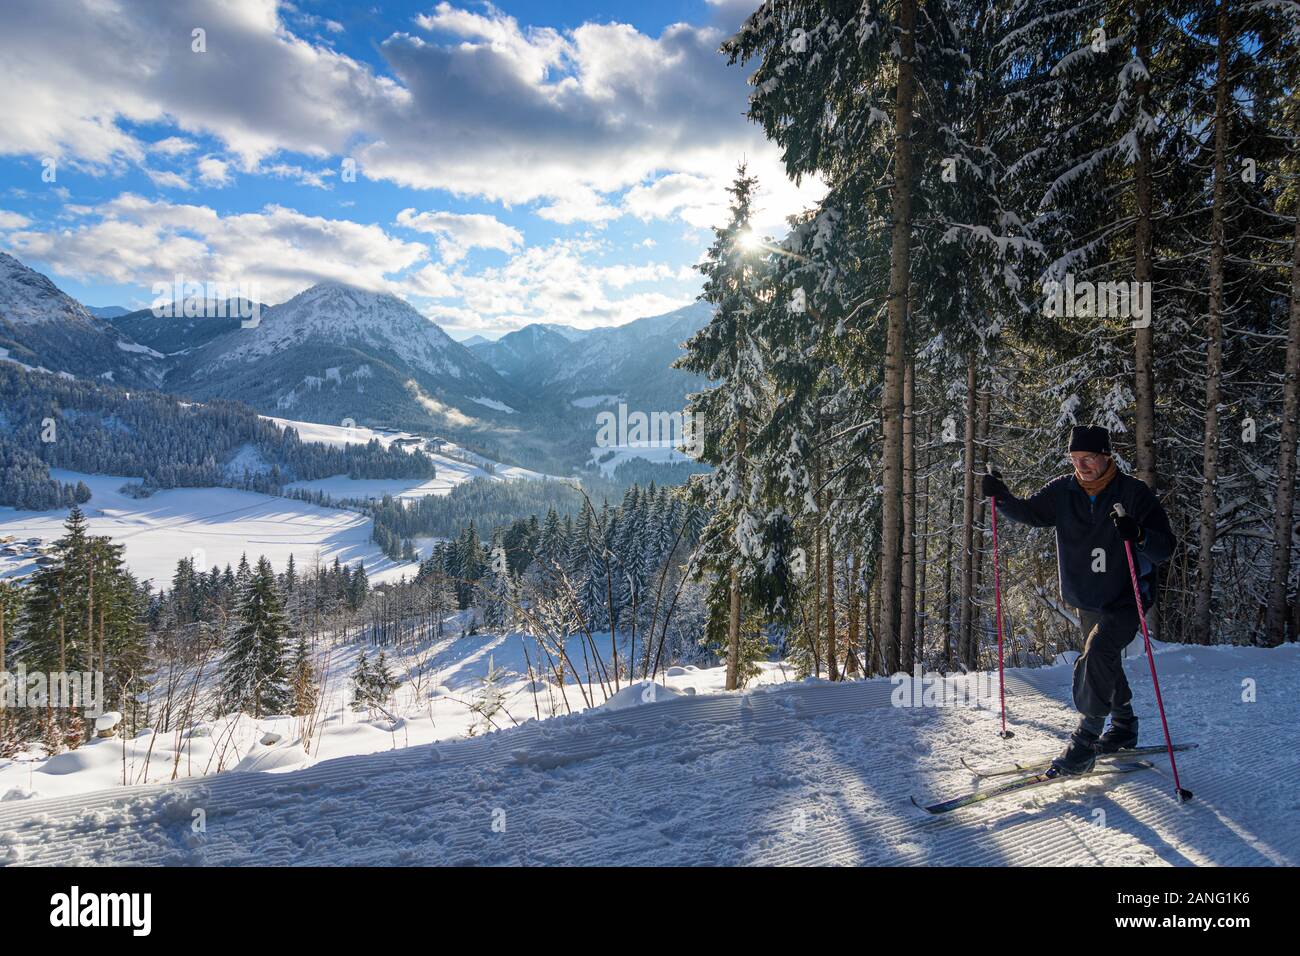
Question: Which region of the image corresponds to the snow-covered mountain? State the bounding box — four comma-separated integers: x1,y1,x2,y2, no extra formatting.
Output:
474,302,713,412
0,252,161,386
166,281,527,436
471,323,584,380
0,253,712,471
108,302,252,355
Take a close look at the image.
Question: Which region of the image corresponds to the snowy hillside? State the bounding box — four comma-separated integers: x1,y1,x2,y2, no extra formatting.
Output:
267,414,562,498
0,252,161,387
0,641,1293,865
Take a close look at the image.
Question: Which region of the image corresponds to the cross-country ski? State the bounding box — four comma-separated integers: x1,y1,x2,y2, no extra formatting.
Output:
961,744,1199,780
913,760,1156,816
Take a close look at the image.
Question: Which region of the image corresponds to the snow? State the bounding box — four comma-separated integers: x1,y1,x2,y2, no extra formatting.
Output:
0,416,560,587
115,339,164,358
200,283,458,374
0,470,414,587
95,713,123,733
590,440,696,475
263,415,554,482
470,396,515,413
0,346,47,374
599,680,685,710
0,641,1293,865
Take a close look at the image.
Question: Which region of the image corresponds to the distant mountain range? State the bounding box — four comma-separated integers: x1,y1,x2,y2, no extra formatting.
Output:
0,253,712,471
469,303,711,413
86,304,130,319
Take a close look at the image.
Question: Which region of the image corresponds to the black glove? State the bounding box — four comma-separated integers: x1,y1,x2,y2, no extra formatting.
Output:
981,471,1008,499
1112,510,1143,544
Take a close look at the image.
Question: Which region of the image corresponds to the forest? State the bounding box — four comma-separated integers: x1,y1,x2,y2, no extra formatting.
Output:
674,0,1299,690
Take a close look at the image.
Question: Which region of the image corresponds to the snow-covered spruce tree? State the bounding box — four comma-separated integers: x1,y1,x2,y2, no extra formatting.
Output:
351,650,373,709
420,553,458,641
569,499,610,632
290,635,318,718
220,556,290,718
534,506,569,599
14,507,146,731
479,533,515,632
675,168,775,689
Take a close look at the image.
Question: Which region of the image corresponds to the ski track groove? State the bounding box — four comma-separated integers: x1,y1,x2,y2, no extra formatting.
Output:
0,651,1292,866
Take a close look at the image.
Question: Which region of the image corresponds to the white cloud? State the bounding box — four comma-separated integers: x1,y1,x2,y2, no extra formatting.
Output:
0,210,33,229
445,239,699,332
6,193,427,303
197,156,232,187
0,0,821,225
260,163,335,189
144,167,192,190
394,208,523,263
149,136,199,156
534,186,621,225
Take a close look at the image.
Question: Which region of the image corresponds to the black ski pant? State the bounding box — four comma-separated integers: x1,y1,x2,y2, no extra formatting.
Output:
1071,606,1139,738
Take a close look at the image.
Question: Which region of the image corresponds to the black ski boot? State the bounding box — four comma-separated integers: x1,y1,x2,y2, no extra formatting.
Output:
1049,720,1101,776
1096,707,1139,754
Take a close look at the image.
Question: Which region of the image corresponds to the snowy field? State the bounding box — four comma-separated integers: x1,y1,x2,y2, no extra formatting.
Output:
0,416,564,586
0,625,791,804
0,470,414,587
0,640,1294,866
590,440,698,475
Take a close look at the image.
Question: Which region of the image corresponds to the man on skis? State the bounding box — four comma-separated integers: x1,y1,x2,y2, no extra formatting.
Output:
981,425,1175,775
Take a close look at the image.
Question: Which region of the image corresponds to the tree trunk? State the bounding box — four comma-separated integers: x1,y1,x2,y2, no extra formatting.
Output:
725,417,747,689
879,0,917,675
813,439,823,677
958,352,978,669
1265,181,1300,645
825,523,838,680
1133,0,1157,490
1193,5,1229,646
916,409,930,666
943,462,955,669
970,380,991,668
901,357,916,668
847,550,860,676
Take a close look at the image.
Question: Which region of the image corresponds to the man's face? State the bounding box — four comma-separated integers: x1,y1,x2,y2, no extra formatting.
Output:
1070,451,1110,482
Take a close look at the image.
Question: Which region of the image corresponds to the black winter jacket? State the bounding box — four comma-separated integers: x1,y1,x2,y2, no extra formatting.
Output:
993,470,1175,614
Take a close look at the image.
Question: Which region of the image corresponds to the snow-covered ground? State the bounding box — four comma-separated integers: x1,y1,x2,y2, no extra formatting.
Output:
0,415,566,585
264,415,552,482
0,470,414,587
590,440,698,475
0,626,783,803
0,640,1293,866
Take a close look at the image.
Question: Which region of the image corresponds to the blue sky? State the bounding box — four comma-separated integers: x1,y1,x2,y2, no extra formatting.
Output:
0,0,821,339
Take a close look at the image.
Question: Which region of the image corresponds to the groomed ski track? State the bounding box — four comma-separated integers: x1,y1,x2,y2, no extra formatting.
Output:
1,644,1295,866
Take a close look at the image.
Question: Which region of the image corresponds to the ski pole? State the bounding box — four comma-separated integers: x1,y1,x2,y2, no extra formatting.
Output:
1113,502,1193,803
989,465,1012,739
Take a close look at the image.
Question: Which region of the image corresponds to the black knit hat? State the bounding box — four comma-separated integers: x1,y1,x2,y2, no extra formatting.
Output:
1068,425,1111,455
